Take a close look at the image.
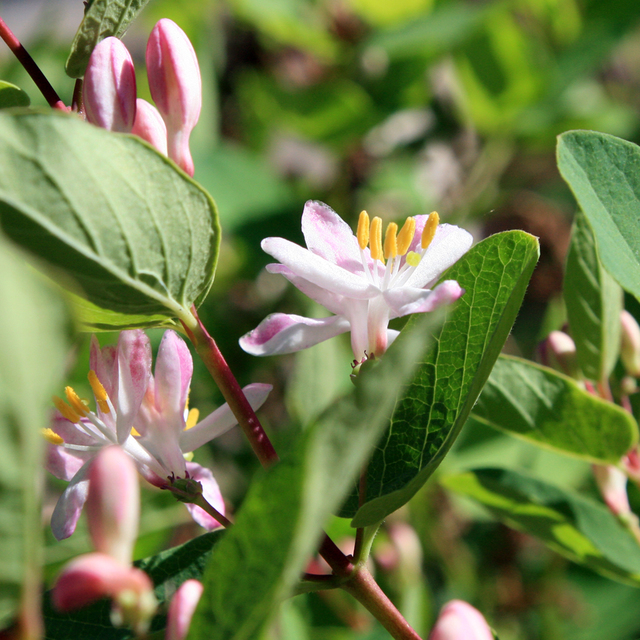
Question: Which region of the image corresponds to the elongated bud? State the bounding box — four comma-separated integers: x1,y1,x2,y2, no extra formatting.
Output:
166,580,204,640
593,464,632,518
132,98,168,155
538,330,578,378
146,19,201,176
621,310,640,377
429,600,494,640
87,446,139,565
83,37,136,132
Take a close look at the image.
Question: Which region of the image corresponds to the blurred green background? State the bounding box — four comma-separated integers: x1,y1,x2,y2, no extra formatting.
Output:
4,0,640,637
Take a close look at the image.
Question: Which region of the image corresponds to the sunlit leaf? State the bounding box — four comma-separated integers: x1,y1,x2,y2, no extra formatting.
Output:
0,82,30,109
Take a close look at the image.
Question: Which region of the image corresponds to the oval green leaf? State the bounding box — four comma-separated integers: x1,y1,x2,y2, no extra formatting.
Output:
443,467,640,587
472,354,638,463
344,230,540,528
0,111,219,329
0,81,30,109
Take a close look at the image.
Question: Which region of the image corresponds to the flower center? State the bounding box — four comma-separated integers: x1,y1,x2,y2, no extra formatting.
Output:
356,210,439,289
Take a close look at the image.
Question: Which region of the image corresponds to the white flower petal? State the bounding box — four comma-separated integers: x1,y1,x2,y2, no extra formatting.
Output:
184,462,225,530
51,460,92,541
384,280,464,317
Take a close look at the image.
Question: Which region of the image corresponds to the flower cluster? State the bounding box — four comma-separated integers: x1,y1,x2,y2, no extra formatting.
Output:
82,19,201,176
240,200,473,361
46,329,271,539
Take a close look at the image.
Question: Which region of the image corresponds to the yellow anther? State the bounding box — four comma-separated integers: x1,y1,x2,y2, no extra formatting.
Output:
370,217,384,263
384,222,398,260
406,251,421,267
397,217,416,256
42,428,64,445
53,396,81,424
131,427,141,437
65,386,89,417
186,408,200,430
421,211,439,250
357,211,370,250
88,370,110,414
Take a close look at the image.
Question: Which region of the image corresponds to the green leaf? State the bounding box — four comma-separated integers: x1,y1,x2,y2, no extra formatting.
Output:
66,0,151,78
43,530,224,640
187,312,444,640
471,355,638,463
0,111,219,329
557,131,640,303
564,209,622,380
0,82,30,109
343,231,539,527
442,467,640,587
0,236,68,629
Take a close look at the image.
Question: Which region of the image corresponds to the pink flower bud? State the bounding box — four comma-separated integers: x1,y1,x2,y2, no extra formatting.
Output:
538,330,578,377
146,19,201,176
132,98,168,155
165,580,204,640
83,37,137,133
593,464,632,518
86,446,139,565
429,600,494,640
621,310,640,377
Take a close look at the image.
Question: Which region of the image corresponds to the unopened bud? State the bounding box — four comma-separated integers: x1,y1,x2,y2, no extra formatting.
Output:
593,464,632,518
83,37,136,133
132,98,168,155
146,19,201,176
87,446,139,565
429,600,494,640
621,310,640,377
166,580,204,640
538,330,578,377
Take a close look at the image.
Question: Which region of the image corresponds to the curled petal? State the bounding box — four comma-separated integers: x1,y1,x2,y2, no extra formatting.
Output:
383,280,464,317
90,336,117,400
166,580,204,640
184,463,225,530
180,383,272,452
240,313,351,356
132,98,168,155
154,330,193,418
51,460,92,541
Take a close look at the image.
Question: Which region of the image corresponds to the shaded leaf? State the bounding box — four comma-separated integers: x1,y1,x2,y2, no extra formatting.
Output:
442,467,640,587
472,355,638,463
0,112,219,329
0,82,30,109
564,209,622,380
343,231,539,527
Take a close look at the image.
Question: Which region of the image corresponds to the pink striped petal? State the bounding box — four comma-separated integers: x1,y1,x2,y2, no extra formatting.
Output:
51,461,92,540
184,463,225,530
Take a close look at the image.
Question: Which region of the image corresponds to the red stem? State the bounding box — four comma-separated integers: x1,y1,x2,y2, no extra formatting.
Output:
0,16,67,110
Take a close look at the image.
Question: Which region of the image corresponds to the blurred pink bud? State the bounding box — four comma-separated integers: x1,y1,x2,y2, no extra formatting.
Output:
132,98,168,155
429,600,494,640
83,37,137,133
87,446,140,565
593,464,632,517
165,580,204,640
146,19,201,176
538,330,578,377
621,310,640,377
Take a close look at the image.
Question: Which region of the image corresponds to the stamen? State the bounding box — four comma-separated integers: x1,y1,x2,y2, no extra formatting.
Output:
397,217,415,256
421,211,439,250
370,217,384,263
88,370,110,414
42,428,64,445
186,408,199,430
65,386,89,417
357,211,370,250
384,222,398,260
53,396,81,423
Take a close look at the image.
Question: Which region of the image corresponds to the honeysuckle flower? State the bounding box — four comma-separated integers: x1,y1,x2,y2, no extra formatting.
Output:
83,36,137,132
132,98,168,155
621,310,640,377
240,200,472,361
146,18,202,176
166,579,204,640
538,330,579,378
53,447,157,635
428,600,494,640
46,329,271,539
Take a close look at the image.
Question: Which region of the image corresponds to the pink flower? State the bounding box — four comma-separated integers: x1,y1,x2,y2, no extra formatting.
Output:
83,37,137,132
47,330,271,539
165,580,204,640
132,98,168,155
146,19,202,176
240,201,472,361
429,600,494,640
